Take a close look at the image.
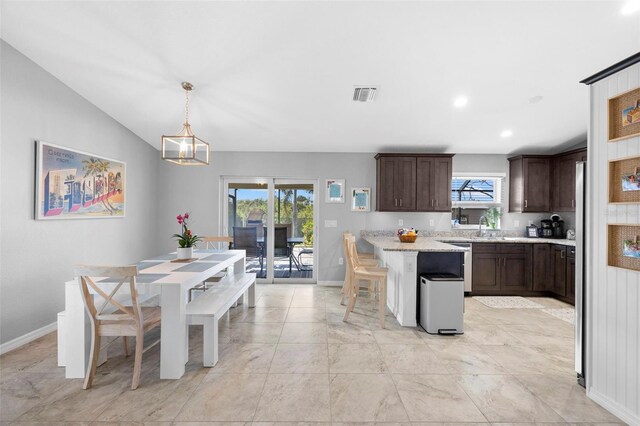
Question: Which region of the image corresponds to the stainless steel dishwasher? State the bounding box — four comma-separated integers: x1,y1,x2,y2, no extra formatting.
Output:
449,243,472,294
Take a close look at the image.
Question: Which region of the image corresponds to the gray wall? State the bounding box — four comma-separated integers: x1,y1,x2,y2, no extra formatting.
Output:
157,152,556,282
156,152,374,282
0,42,161,344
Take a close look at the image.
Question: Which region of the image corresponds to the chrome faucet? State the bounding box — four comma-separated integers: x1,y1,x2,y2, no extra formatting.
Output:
478,215,488,237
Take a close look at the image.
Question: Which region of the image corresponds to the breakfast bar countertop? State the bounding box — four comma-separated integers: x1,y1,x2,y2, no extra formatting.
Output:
435,236,577,247
362,236,470,252
362,234,576,251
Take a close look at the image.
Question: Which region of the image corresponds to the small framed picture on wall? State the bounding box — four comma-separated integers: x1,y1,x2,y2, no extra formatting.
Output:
325,179,345,203
351,187,370,212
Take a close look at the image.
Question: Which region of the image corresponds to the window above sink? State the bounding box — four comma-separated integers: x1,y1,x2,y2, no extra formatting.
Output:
451,173,505,229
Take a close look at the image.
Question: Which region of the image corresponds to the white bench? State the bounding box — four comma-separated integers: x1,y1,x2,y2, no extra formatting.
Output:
186,272,256,367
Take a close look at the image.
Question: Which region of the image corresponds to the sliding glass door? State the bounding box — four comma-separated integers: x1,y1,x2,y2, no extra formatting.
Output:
226,179,270,279
223,177,317,283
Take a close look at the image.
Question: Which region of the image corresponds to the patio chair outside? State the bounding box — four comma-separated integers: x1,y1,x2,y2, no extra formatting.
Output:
264,226,292,275
233,226,262,274
247,219,264,239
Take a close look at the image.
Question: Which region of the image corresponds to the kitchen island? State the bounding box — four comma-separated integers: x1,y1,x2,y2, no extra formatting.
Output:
362,235,469,327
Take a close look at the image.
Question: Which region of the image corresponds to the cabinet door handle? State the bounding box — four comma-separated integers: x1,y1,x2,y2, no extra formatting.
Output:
524,200,528,208
431,199,434,207
572,199,575,208
399,199,402,207
561,250,565,259
394,199,397,206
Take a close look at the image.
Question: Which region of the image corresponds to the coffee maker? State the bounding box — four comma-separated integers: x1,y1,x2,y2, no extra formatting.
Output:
540,219,554,238
551,214,564,238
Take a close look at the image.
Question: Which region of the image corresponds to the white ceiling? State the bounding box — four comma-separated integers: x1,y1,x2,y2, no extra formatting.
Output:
2,1,640,154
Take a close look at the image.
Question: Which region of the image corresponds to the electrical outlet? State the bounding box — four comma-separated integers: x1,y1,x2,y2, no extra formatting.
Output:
398,219,403,226
514,220,520,227
338,257,343,265
429,219,435,227
528,220,533,226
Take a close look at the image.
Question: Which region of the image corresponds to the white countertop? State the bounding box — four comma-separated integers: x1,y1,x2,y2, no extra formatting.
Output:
363,236,469,252
435,236,576,247
363,235,575,252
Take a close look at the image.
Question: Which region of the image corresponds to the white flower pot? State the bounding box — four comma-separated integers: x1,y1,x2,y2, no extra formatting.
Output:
176,247,193,260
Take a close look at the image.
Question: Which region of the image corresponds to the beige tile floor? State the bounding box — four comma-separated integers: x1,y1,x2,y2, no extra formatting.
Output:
0,285,624,425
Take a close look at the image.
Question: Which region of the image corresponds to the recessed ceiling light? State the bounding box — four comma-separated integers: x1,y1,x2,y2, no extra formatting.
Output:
453,96,468,108
500,130,513,138
621,0,640,15
529,95,543,104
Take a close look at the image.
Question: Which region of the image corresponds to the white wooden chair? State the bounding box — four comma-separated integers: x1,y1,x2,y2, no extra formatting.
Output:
340,231,379,305
189,236,235,301
342,236,389,328
203,236,234,283
74,265,161,390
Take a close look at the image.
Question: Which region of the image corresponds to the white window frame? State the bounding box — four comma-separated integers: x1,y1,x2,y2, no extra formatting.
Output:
451,172,505,229
221,176,318,284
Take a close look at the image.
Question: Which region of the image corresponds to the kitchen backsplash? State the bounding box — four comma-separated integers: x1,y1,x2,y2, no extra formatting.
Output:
363,211,576,236
361,229,524,238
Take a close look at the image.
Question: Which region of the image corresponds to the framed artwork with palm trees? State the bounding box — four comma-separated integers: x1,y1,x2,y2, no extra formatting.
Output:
35,141,126,220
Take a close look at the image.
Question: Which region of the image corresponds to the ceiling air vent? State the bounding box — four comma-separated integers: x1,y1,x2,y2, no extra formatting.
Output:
353,87,377,102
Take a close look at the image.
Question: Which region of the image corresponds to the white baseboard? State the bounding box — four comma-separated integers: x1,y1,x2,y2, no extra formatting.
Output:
0,321,57,355
317,280,343,287
588,387,640,426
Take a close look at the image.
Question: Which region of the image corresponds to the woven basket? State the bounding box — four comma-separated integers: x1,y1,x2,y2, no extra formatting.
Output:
398,234,417,243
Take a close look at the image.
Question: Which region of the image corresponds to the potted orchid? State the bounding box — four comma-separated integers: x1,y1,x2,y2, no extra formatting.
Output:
173,212,202,260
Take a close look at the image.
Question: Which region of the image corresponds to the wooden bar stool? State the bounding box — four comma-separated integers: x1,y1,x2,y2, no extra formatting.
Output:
342,236,389,328
74,265,161,390
340,232,379,305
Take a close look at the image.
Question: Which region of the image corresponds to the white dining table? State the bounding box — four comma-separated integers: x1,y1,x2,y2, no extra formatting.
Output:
63,249,248,380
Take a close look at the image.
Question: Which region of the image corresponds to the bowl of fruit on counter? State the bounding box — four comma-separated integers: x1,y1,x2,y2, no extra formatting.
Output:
397,228,418,243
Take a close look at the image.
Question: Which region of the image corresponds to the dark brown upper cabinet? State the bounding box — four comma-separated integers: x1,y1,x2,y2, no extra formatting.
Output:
375,154,453,212
417,156,452,212
510,148,587,214
508,156,551,212
551,149,587,212
376,156,417,211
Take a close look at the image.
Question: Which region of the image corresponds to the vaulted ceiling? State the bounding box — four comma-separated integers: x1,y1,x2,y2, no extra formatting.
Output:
2,1,639,154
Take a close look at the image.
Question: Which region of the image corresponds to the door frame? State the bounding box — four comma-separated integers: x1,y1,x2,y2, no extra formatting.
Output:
221,176,318,284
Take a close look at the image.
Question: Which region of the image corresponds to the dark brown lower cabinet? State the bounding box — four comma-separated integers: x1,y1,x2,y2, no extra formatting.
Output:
566,247,576,302
472,242,574,302
472,252,500,291
472,244,531,294
501,252,531,292
532,244,551,291
551,244,567,297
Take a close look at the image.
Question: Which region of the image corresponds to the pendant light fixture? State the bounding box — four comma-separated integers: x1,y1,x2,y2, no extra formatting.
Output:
161,82,210,165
